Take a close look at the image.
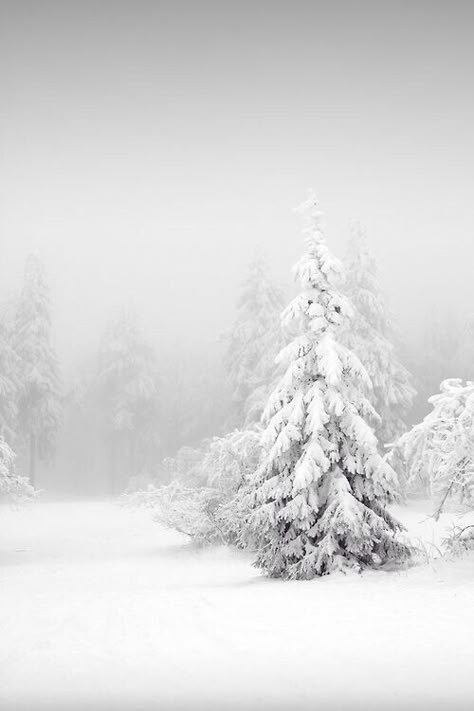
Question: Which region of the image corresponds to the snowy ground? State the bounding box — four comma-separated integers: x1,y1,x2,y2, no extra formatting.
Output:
1,500,474,711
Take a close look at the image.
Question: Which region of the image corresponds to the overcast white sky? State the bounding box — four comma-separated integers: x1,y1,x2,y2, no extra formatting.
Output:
1,0,473,363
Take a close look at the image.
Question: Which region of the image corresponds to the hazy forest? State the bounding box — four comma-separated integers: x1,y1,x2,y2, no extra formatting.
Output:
2,2,474,710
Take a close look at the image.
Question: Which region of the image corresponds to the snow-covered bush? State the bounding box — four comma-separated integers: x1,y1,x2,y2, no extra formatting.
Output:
122,429,262,545
123,481,223,543
443,523,474,557
150,482,232,545
203,429,262,495
389,379,474,508
0,438,35,504
245,193,411,579
160,430,262,493
124,480,242,546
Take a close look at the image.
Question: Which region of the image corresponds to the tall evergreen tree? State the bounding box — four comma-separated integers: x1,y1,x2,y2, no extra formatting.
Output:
344,224,416,445
247,194,410,579
224,253,284,427
14,255,61,484
97,308,160,493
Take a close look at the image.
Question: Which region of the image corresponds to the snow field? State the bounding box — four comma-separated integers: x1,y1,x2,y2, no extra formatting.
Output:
1,500,474,710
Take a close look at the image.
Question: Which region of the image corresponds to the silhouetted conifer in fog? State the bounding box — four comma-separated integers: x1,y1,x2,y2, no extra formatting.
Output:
224,253,285,427
158,350,231,458
343,224,416,445
407,310,461,423
246,193,410,579
452,313,474,381
14,255,61,485
97,308,160,494
0,302,20,446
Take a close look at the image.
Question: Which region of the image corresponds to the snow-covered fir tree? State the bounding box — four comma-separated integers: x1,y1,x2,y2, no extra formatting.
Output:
97,308,160,493
343,223,416,445
388,378,474,509
246,193,411,579
224,253,285,427
14,255,62,484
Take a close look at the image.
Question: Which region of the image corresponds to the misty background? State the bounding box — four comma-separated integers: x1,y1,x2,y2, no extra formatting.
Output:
1,0,473,495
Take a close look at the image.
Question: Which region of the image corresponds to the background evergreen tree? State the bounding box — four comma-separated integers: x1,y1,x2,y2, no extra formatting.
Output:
97,308,160,493
158,349,230,457
344,224,416,445
0,301,20,445
247,194,410,579
224,253,284,427
14,255,61,484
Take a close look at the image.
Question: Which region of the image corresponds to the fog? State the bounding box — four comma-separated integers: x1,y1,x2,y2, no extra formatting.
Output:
0,0,473,479
3,3,474,710
2,0,473,365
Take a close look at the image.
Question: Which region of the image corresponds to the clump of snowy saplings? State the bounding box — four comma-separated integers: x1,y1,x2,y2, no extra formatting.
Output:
242,193,411,578
0,437,35,504
388,379,474,510
443,523,474,557
122,429,262,545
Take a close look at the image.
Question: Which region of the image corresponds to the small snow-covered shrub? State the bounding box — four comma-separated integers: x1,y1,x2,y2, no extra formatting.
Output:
203,429,262,494
443,524,474,557
148,482,225,544
0,438,35,504
162,431,262,492
389,379,474,509
123,480,243,546
122,429,263,546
